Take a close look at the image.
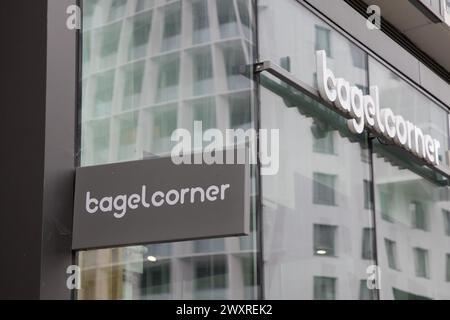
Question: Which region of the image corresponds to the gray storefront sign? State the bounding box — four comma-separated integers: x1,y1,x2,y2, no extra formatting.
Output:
72,153,250,250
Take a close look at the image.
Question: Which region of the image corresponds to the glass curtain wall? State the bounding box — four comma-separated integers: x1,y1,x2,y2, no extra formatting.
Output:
78,0,258,300
370,58,450,300
258,0,450,300
78,0,450,300
258,0,376,300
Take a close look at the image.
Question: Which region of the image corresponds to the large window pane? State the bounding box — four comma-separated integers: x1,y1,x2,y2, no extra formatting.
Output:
78,0,258,300
259,0,376,300
371,53,450,299
259,0,450,301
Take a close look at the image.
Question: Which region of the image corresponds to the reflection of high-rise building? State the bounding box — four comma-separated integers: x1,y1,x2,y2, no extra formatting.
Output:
78,0,258,300
79,0,450,300
3,0,450,301
374,162,450,300
81,0,255,164
259,0,450,300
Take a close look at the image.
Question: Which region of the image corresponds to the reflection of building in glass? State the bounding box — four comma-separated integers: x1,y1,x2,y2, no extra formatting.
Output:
4,0,450,302
259,0,450,300
81,0,255,164
374,162,450,299
78,0,257,300
260,2,375,300
77,0,450,301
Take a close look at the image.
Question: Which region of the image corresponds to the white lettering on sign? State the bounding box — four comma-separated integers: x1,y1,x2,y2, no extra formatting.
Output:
85,184,231,219
316,50,441,166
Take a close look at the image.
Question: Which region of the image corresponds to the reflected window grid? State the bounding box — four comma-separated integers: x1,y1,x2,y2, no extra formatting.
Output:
258,0,450,301
79,0,257,300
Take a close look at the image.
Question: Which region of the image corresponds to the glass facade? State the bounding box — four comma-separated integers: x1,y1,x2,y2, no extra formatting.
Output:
259,0,376,300
78,0,258,300
258,0,450,300
369,55,450,300
77,0,450,300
